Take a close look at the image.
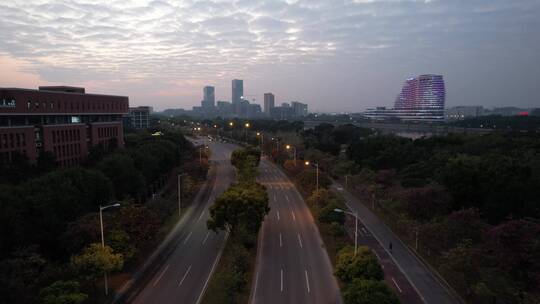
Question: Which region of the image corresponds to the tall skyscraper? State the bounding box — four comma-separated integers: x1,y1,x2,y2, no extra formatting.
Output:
231,79,243,115
202,86,215,108
264,93,274,114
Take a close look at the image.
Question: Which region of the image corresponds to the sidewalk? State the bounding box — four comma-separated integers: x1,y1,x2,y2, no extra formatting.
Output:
343,215,422,304
332,182,460,304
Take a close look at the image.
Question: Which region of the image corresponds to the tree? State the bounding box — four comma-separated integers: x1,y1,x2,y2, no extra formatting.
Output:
343,279,399,304
71,243,123,294
483,219,540,288
97,154,145,200
0,248,48,304
295,169,331,196
400,185,452,222
335,246,384,283
114,205,160,249
207,183,269,235
231,147,261,169
39,280,87,304
25,168,113,257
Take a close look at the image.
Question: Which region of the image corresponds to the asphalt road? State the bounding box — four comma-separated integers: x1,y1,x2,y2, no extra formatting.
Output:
250,158,342,304
332,182,459,304
128,141,236,304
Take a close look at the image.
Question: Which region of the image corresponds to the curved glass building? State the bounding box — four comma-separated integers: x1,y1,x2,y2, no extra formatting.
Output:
365,74,446,122
393,74,446,121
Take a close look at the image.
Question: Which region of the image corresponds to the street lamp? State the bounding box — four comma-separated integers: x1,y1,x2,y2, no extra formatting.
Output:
178,173,187,217
286,144,296,165
256,132,264,154
244,122,250,143
228,122,234,140
334,208,359,256
99,203,121,296
304,160,319,193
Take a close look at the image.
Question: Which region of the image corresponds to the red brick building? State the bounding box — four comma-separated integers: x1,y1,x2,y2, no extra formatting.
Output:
0,86,129,166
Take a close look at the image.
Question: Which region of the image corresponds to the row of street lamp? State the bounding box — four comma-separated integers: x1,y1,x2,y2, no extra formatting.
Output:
194,124,362,256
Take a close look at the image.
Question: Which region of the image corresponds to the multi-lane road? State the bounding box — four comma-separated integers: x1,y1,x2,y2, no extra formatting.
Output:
250,158,342,304
127,141,236,304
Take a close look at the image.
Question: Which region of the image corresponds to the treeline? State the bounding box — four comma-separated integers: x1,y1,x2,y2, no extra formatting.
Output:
204,147,269,304
452,114,540,131
0,129,206,303
293,123,540,303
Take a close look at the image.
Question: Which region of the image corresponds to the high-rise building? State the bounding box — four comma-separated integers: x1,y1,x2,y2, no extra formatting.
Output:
231,79,243,115
202,86,215,108
393,74,445,120
0,86,128,166
364,74,445,122
264,93,274,114
291,101,308,117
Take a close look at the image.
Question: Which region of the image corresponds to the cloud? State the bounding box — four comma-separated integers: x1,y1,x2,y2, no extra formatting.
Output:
0,0,539,110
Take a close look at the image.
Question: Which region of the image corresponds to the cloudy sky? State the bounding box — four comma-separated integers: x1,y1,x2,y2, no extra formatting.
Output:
1,0,539,112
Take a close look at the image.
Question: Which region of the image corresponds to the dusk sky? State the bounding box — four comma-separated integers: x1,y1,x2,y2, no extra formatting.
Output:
1,0,539,112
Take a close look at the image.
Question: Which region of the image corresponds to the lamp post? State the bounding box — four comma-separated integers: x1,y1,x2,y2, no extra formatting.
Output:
286,144,296,165
244,122,250,143
99,203,121,296
229,122,234,140
304,161,319,193
178,173,187,217
256,132,264,154
334,208,358,256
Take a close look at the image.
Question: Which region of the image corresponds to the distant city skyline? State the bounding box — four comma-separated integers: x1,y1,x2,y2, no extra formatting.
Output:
1,0,539,112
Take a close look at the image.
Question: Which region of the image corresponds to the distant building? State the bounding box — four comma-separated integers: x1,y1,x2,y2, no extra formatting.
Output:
202,86,215,108
485,107,527,116
281,102,291,108
129,106,152,129
365,74,446,122
446,106,484,120
217,101,233,117
264,93,275,114
291,101,308,117
0,86,128,166
232,79,243,115
248,103,262,118
270,106,294,120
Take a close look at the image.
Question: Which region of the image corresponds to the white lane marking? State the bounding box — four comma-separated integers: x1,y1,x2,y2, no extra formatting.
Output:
297,233,303,248
285,194,290,203
291,211,296,221
178,265,192,287
196,232,229,304
184,231,193,244
273,194,277,202
305,270,311,293
280,269,284,292
279,233,282,247
197,210,205,222
392,277,403,293
277,211,280,221
202,231,210,245
152,264,170,287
